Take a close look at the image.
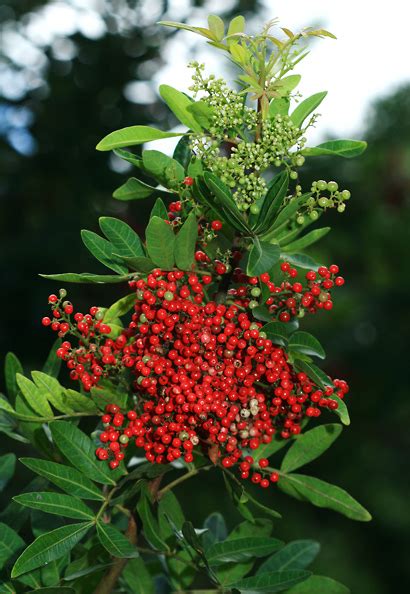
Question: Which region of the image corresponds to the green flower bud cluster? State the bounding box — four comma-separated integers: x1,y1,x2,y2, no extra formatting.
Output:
189,62,257,135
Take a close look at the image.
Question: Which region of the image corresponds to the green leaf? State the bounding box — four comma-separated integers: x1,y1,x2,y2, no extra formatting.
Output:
40,273,131,284
158,21,215,41
286,575,350,593
150,197,168,220
64,389,98,414
174,212,198,270
136,487,169,551
0,394,17,417
113,148,143,168
5,352,23,402
328,395,350,426
16,374,53,418
96,522,137,558
118,256,155,273
11,522,92,578
0,582,17,593
49,421,115,485
203,172,252,234
206,537,283,566
268,194,310,233
281,424,342,473
276,75,302,96
279,474,371,521
281,253,320,271
142,150,185,186
81,230,128,274
245,490,282,520
302,139,367,158
103,293,135,323
186,100,214,128
0,453,16,492
158,490,185,545
258,540,320,574
90,386,129,411
31,371,73,415
28,586,75,594
96,126,183,151
42,339,62,379
247,239,280,276
227,15,245,36
0,523,24,570
99,217,144,259
173,135,192,168
290,92,327,128
208,15,225,40
145,216,175,269
288,332,325,359
20,458,104,501
159,85,202,132
228,569,310,592
269,97,290,117
282,227,330,253
262,321,296,346
202,512,227,547
14,492,95,520
113,177,161,201
253,437,289,462
123,557,155,594
294,361,333,390
254,172,289,233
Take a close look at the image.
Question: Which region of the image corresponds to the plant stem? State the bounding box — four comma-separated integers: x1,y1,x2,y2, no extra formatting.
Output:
93,513,137,594
157,465,212,499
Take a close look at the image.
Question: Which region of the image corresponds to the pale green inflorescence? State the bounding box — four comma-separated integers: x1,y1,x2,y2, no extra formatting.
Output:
188,62,308,210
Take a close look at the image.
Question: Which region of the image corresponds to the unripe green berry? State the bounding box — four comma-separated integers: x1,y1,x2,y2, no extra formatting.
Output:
295,155,305,167
309,210,319,221
327,181,338,192
249,323,259,330
296,215,305,225
59,288,67,298
119,435,129,444
249,301,259,309
341,189,351,200
290,170,298,180
250,204,260,215
95,310,104,321
318,197,328,208
164,291,174,301
251,287,261,297
337,203,346,213
316,180,327,191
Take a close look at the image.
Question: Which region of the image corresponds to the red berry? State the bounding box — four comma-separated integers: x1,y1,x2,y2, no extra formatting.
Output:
184,176,194,186
211,220,223,231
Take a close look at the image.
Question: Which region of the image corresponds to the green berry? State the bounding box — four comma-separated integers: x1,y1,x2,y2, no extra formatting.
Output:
119,435,129,445
327,181,338,192
250,204,260,215
295,155,305,167
316,180,327,191
249,300,259,309
296,215,305,225
251,287,261,297
59,288,67,299
249,323,259,330
164,291,174,301
290,170,298,180
309,210,319,221
318,197,328,208
337,203,346,213
341,189,351,200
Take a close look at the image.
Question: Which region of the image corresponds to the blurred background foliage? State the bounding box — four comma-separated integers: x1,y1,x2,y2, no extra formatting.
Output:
0,1,409,593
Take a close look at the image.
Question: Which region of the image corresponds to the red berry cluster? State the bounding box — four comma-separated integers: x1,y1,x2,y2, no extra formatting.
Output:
230,262,344,322
43,269,349,487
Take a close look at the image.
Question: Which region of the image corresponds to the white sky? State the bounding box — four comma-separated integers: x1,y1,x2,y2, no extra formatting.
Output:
156,0,410,145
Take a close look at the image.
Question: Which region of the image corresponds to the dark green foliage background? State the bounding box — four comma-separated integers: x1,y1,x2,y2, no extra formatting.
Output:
1,2,409,592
